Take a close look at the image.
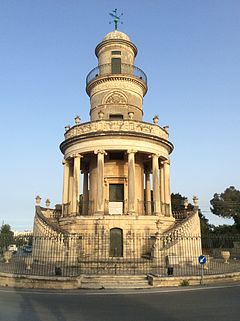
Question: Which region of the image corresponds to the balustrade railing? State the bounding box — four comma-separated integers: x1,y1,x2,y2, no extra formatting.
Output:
172,210,190,221
61,200,173,216
86,63,147,86
48,201,192,218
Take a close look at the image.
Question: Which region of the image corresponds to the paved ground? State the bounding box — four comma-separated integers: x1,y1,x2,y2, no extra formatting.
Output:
0,283,239,321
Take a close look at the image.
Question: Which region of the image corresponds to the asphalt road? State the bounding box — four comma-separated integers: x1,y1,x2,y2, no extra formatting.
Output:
0,284,239,321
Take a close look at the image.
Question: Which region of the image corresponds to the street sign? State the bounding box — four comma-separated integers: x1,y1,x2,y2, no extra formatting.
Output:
198,255,206,265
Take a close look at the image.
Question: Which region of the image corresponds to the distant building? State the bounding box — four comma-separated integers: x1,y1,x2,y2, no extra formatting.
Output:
13,230,33,237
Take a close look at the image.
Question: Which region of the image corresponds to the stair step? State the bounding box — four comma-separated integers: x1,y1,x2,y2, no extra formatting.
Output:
79,275,151,289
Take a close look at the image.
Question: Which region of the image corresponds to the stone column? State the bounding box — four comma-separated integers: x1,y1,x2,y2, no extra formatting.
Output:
127,150,137,214
152,154,161,215
95,150,106,214
62,159,70,216
163,159,172,216
145,170,151,215
82,170,89,214
160,162,165,213
72,154,82,215
68,164,73,213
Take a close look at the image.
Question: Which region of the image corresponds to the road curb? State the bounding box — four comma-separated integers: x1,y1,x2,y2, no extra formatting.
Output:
1,271,240,289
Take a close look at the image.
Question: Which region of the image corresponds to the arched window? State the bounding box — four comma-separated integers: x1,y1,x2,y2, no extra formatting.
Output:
110,228,123,257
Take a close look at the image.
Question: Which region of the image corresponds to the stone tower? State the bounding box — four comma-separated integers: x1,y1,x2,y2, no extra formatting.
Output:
59,30,175,234
33,30,201,263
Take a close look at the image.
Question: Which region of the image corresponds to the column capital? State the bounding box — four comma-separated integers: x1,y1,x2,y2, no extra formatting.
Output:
152,153,160,158
62,158,72,165
127,149,137,154
94,149,107,155
148,153,160,159
74,153,83,159
163,159,170,165
69,153,83,159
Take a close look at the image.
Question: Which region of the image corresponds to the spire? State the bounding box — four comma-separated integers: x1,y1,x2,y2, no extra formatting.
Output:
109,9,123,30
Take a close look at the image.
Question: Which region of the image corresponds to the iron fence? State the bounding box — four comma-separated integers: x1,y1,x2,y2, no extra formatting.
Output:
0,234,240,277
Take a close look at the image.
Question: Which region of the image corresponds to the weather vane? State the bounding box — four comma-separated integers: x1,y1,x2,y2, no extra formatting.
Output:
109,9,123,30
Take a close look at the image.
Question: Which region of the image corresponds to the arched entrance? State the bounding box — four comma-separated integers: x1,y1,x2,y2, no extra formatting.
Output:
110,228,123,257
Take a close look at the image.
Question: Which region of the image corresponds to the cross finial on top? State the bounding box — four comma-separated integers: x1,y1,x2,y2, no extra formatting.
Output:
109,9,123,30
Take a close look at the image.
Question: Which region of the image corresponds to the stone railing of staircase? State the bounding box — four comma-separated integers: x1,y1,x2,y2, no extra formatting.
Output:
161,210,200,250
35,206,67,235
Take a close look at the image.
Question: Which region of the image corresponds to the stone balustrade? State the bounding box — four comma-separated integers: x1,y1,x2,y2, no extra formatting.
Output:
64,120,169,141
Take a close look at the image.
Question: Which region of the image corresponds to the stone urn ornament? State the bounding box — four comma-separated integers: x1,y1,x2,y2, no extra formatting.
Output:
128,112,134,120
221,250,230,264
64,125,71,132
45,198,51,208
153,115,159,124
35,195,41,205
98,110,104,120
74,115,81,125
184,198,189,210
3,250,12,263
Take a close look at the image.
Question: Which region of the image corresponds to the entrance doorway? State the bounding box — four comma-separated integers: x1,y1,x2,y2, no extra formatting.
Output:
110,228,123,257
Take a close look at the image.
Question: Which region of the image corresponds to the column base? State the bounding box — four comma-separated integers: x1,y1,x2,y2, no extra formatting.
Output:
70,212,79,217
154,212,163,216
95,211,104,216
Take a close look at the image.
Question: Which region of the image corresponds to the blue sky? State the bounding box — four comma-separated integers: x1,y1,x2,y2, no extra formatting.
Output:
0,0,239,230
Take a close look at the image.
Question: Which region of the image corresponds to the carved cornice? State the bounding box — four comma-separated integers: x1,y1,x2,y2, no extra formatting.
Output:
86,75,147,96
60,120,174,154
95,39,138,58
60,131,174,156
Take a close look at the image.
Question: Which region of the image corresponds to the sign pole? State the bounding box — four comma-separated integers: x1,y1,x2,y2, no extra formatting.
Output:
200,264,204,285
198,255,206,286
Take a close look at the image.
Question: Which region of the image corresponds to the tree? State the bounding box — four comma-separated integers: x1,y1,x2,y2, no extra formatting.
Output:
171,193,193,212
210,186,240,232
171,193,213,235
198,210,213,235
0,224,14,253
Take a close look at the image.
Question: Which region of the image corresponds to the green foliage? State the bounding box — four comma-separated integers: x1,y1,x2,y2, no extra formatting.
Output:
180,279,189,286
198,210,214,235
171,193,193,211
171,193,212,236
210,186,240,232
0,224,14,253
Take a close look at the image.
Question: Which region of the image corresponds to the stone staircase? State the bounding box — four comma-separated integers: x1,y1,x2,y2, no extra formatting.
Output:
34,206,67,236
162,211,201,250
79,275,151,289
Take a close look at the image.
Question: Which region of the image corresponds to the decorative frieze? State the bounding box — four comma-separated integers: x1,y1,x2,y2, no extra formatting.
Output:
65,120,169,141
